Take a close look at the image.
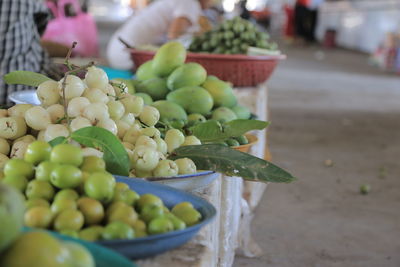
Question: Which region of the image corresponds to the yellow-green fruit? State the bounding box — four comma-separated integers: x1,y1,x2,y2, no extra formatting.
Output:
77,197,104,225
107,204,138,227
24,206,53,228
166,86,213,115
25,198,50,210
54,209,84,231
231,105,251,119
152,41,186,77
63,241,95,267
136,60,157,81
0,184,25,253
166,63,207,90
136,77,169,101
80,156,106,173
211,107,237,122
172,206,202,226
79,225,104,241
136,193,163,211
202,79,237,108
0,231,70,267
151,100,187,123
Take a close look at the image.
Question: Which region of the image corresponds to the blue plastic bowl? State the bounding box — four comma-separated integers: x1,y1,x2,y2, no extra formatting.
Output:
97,178,216,259
115,171,219,192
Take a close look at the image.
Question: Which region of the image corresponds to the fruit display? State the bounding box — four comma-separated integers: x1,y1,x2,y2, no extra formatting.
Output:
188,17,278,55
133,41,254,131
0,64,201,178
3,41,295,185
0,142,202,242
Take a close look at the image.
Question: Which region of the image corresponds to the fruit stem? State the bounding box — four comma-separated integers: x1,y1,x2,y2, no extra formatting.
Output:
64,42,77,71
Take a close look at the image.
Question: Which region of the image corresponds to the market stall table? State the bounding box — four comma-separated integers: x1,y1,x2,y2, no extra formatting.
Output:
136,82,270,267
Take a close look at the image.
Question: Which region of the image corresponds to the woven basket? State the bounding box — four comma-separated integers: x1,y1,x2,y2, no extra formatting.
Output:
130,49,285,87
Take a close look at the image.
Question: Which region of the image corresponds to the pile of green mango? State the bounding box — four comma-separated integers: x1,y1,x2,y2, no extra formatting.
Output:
188,17,277,55
122,41,252,128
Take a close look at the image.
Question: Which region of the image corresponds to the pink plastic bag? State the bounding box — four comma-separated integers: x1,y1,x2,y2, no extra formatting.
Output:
43,0,99,57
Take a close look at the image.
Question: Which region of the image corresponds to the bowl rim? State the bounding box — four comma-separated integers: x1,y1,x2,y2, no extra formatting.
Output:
98,178,217,245
130,49,287,61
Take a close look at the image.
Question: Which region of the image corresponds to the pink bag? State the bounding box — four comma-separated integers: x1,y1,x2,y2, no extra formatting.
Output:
43,0,99,57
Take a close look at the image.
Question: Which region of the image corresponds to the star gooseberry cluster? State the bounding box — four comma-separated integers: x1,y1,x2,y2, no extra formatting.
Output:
0,66,200,177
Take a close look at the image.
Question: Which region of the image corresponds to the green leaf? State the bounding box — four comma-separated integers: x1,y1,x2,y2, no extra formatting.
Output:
190,120,224,142
191,119,269,142
224,119,270,137
71,126,130,176
49,136,68,147
169,144,295,183
3,71,52,87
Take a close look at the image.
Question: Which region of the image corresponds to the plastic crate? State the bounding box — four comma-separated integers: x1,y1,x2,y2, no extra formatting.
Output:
130,49,285,87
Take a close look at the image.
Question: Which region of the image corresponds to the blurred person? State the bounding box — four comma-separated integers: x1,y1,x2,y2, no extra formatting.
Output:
107,0,212,70
0,0,63,105
294,0,323,42
239,0,251,20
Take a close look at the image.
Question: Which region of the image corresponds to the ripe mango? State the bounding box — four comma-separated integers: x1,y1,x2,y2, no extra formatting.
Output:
167,63,207,90
151,100,187,123
136,60,157,81
136,77,169,100
152,42,186,77
166,86,213,115
202,79,237,108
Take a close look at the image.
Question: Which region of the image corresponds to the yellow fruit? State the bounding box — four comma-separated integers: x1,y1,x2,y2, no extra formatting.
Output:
0,231,70,267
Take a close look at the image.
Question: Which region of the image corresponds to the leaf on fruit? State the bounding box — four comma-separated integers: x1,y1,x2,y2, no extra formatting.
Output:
71,126,130,176
190,120,224,142
169,144,295,183
224,119,269,137
3,71,53,87
191,119,269,142
49,136,68,147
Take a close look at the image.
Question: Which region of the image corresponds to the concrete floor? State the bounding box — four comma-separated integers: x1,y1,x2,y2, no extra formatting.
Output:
234,45,400,267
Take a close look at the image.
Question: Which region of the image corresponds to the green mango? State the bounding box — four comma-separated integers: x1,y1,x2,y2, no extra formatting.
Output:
211,107,237,122
187,113,206,124
136,60,157,81
167,63,207,90
205,75,219,82
151,100,187,123
136,77,169,100
152,42,186,77
166,86,213,115
202,79,237,108
231,105,251,119
134,93,153,105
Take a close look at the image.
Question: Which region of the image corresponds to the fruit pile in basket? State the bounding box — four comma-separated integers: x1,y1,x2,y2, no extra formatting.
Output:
188,17,278,55
128,42,268,149
2,141,202,241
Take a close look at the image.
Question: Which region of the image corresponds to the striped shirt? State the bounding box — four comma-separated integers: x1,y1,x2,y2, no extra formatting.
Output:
0,0,55,105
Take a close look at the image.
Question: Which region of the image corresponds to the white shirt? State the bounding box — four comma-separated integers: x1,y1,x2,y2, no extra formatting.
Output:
107,0,202,70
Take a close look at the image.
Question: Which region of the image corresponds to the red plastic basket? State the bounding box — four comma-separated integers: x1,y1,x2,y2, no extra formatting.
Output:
130,49,286,87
